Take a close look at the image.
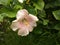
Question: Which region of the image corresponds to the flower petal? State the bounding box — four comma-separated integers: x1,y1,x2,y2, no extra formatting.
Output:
29,14,39,21
30,22,37,27
25,15,37,27
16,9,28,20
27,25,34,32
18,29,29,36
10,20,19,31
18,0,24,3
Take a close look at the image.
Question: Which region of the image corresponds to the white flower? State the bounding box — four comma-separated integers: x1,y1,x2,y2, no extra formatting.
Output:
18,0,26,3
11,9,38,36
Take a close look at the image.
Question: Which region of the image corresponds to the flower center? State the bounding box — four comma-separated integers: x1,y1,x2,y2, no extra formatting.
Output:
22,19,29,26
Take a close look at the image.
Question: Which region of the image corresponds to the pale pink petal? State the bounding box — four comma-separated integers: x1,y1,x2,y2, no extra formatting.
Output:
24,14,38,27
18,21,27,29
27,25,34,32
25,16,37,27
30,22,37,27
29,14,39,21
10,20,19,31
25,15,33,22
16,9,28,20
18,21,33,32
18,29,29,36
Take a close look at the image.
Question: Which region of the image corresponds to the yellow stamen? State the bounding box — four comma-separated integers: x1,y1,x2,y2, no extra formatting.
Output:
23,19,29,26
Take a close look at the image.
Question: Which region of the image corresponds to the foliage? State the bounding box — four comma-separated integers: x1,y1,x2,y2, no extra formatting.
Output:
0,0,60,45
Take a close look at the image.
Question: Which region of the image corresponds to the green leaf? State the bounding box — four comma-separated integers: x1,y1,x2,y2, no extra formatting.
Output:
45,0,60,9
0,13,7,22
52,10,60,20
38,10,46,18
0,8,17,18
0,14,4,22
33,0,44,10
43,19,49,25
24,5,36,15
33,28,42,34
14,5,22,10
54,23,60,30
0,0,12,5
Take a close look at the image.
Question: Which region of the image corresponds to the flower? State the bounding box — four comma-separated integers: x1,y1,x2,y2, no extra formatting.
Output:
18,0,26,3
11,9,38,36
